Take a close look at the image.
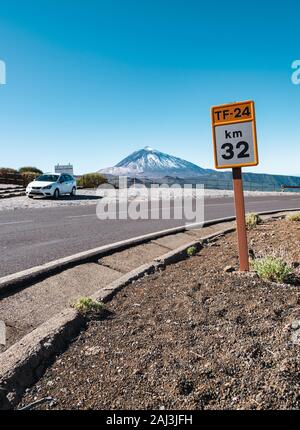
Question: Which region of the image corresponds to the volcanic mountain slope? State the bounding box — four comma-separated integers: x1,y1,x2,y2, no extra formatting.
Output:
99,146,300,190
99,147,211,178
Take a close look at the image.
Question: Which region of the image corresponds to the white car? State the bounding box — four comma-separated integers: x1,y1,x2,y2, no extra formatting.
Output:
26,173,77,199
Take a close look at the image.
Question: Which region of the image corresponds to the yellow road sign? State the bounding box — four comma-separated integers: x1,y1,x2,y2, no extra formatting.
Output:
211,100,258,169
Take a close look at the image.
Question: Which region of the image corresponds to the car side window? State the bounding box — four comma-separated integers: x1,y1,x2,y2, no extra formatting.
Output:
60,175,65,183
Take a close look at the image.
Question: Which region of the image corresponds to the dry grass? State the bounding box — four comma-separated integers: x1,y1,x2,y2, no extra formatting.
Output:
71,297,104,316
286,212,300,222
251,256,292,283
245,213,262,229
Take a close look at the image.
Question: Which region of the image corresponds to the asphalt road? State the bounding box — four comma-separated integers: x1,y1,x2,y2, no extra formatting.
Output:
0,194,299,277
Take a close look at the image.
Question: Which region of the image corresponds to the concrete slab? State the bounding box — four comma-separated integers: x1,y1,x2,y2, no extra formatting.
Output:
185,226,218,237
152,232,197,250
99,242,169,273
0,263,121,351
186,222,235,239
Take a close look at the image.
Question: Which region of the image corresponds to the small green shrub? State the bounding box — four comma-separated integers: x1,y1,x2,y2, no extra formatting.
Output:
187,246,197,257
77,173,107,188
251,256,292,283
71,297,104,316
19,167,43,175
245,213,262,229
286,212,300,222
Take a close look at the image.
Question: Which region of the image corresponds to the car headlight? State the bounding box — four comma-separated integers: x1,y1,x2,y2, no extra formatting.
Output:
42,185,53,190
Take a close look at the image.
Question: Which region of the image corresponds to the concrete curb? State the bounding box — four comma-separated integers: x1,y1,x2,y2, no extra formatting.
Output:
0,228,234,410
1,207,299,297
92,262,164,303
94,228,236,302
0,309,84,410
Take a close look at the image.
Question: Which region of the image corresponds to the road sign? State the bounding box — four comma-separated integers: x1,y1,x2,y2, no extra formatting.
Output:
211,101,258,169
211,100,259,272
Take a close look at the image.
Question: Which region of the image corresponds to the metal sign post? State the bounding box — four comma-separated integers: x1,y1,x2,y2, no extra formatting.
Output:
232,167,249,271
211,100,258,272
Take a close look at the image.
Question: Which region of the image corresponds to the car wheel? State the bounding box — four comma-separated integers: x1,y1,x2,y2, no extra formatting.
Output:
28,195,34,199
53,189,60,199
70,187,76,196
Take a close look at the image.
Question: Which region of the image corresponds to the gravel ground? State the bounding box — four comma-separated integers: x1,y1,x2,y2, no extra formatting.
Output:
0,189,101,211
0,188,295,212
17,217,300,410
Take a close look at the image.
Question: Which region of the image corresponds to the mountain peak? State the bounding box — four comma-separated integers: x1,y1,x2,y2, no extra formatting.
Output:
99,147,208,178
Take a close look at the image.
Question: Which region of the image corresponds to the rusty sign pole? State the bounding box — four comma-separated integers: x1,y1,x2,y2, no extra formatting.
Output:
232,167,249,271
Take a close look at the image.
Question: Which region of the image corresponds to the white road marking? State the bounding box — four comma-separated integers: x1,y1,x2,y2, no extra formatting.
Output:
66,214,95,219
33,239,66,247
66,199,297,219
205,199,284,207
205,202,233,207
66,206,189,219
0,220,33,226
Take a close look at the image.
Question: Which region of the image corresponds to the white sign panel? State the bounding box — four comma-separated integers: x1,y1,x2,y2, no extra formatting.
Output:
215,121,256,168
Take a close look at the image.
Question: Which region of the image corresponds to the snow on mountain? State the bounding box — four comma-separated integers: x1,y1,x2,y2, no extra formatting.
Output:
99,147,209,178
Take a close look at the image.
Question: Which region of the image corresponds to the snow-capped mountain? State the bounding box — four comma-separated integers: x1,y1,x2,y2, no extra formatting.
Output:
98,146,300,189
99,147,209,178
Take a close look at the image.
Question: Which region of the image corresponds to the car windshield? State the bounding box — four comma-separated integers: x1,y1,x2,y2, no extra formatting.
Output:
36,174,59,182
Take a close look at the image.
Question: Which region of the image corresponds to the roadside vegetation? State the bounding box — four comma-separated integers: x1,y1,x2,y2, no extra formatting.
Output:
71,297,104,316
18,167,43,185
0,167,18,175
286,212,300,222
187,246,197,257
18,167,43,175
245,213,262,229
20,171,40,185
77,173,107,188
0,166,43,186
251,256,292,283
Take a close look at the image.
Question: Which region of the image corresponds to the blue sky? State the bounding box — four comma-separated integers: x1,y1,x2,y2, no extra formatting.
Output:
0,0,299,175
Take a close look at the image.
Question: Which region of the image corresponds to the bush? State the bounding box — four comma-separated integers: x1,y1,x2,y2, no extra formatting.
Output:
77,173,107,188
19,167,43,175
0,167,18,175
245,213,262,229
286,212,300,222
21,171,40,186
71,297,104,316
251,256,292,283
187,246,197,257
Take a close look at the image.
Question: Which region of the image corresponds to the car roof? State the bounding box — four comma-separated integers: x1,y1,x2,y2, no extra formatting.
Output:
41,173,74,178
42,172,60,175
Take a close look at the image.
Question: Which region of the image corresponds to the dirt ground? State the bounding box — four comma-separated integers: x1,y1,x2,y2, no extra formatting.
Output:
17,218,300,410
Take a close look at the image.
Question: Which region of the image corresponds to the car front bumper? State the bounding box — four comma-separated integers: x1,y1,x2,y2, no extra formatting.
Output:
26,188,54,197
